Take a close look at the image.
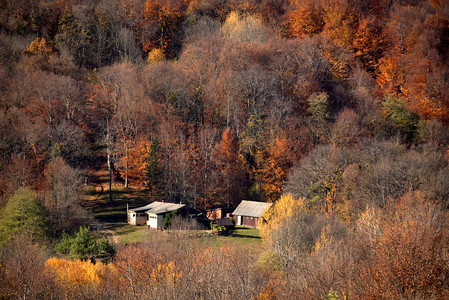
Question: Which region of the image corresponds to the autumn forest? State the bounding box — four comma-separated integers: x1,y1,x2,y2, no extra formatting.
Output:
1,0,449,299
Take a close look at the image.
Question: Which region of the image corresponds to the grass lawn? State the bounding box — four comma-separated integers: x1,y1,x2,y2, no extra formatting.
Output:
198,226,262,248
111,224,150,244
233,226,261,238
108,222,263,247
203,235,262,248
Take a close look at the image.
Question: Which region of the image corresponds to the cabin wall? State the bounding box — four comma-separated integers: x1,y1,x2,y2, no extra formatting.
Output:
128,212,147,225
207,209,234,220
147,214,164,228
207,210,223,220
236,215,242,226
147,214,158,228
157,215,164,228
241,216,259,228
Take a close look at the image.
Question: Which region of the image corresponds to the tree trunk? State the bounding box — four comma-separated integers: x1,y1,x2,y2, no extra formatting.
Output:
107,152,113,203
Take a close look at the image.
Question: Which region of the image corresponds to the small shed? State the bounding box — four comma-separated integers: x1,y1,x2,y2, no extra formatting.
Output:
212,218,235,236
232,200,273,228
128,202,185,228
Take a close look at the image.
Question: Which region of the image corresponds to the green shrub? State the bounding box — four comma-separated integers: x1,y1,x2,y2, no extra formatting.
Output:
55,226,115,262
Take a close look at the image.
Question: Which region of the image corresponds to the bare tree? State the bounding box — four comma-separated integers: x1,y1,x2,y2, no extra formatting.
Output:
44,157,89,233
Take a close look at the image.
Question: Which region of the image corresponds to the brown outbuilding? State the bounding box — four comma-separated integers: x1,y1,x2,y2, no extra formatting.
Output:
232,200,272,228
212,218,235,236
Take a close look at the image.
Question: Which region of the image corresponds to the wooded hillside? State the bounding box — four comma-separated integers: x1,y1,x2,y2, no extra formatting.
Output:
1,0,449,299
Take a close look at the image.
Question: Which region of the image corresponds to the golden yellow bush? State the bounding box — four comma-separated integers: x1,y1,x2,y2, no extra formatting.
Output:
147,48,165,64
259,193,306,243
23,37,53,58
44,258,106,291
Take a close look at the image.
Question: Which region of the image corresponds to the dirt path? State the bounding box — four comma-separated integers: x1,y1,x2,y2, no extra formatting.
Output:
90,221,124,245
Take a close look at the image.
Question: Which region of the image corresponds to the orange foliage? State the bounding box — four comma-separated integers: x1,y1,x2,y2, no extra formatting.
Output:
257,134,293,202
376,53,405,95
406,62,449,122
354,195,449,299
23,37,54,58
352,17,387,71
147,47,165,63
322,0,356,48
213,128,246,207
126,138,151,186
110,245,181,297
286,1,324,39
321,169,341,215
256,284,277,300
141,0,183,54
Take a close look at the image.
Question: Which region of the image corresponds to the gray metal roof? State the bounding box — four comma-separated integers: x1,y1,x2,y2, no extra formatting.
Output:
130,201,185,215
215,218,234,226
232,200,272,218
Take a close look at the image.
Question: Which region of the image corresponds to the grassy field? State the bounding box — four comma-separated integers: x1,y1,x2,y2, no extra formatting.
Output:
111,224,150,244
201,235,262,247
205,226,262,247
233,226,261,238
110,223,263,247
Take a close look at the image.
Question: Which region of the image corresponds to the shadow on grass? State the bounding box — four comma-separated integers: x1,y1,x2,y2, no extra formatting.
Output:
89,188,151,223
95,213,126,222
233,233,261,239
233,226,261,239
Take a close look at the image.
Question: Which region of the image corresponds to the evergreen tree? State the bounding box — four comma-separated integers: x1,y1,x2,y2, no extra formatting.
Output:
0,188,49,244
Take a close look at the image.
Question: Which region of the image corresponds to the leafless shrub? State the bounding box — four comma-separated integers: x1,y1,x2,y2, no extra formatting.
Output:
0,235,52,299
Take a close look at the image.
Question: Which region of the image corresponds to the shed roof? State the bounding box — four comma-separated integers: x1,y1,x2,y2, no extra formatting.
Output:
215,218,234,227
232,200,272,218
130,201,185,215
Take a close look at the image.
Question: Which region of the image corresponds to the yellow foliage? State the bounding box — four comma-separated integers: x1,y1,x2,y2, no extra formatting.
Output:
312,224,335,256
147,48,165,64
259,193,306,243
44,258,106,292
356,205,381,245
23,37,53,58
256,284,277,300
222,11,240,32
322,0,355,48
151,261,182,288
221,11,267,43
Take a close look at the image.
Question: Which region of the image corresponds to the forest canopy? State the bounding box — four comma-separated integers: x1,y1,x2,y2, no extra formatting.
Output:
1,0,449,299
